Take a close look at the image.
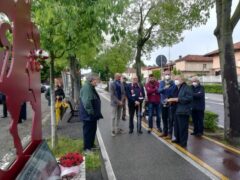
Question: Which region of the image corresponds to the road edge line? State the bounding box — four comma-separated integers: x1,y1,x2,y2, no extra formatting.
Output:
97,127,117,180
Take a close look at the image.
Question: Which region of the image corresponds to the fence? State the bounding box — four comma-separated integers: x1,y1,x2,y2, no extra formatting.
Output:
61,71,72,98
198,75,240,84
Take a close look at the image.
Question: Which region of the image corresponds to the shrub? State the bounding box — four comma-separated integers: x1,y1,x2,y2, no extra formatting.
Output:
204,111,218,132
204,84,223,94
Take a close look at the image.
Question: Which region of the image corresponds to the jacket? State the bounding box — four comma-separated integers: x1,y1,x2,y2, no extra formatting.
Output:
79,81,103,121
110,80,126,106
145,81,160,104
191,84,205,111
158,80,176,105
176,83,193,115
126,83,145,104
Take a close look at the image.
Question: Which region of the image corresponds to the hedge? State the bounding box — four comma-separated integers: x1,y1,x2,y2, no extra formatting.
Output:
190,111,219,132
204,111,219,132
204,84,223,94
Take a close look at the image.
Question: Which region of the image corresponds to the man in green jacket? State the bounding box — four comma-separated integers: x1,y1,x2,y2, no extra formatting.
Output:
79,73,103,152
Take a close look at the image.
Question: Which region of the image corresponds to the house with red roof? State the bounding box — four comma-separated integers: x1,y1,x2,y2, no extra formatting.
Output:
174,55,213,77
204,42,240,75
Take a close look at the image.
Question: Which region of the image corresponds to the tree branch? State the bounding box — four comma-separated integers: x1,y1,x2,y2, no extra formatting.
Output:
231,0,240,29
214,0,222,37
55,50,65,59
143,5,154,24
142,23,156,43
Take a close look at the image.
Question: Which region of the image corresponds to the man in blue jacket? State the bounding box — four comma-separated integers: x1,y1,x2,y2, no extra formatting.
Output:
110,73,125,136
158,70,176,138
191,76,205,137
126,75,145,134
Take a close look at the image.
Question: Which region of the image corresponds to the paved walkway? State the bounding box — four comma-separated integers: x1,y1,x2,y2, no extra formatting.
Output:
97,88,240,180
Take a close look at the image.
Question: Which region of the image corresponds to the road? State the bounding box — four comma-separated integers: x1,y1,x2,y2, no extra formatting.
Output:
0,94,50,169
97,88,213,180
205,93,224,127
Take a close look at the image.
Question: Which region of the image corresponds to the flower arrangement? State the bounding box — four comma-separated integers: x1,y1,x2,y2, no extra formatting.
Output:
59,152,84,178
59,152,84,167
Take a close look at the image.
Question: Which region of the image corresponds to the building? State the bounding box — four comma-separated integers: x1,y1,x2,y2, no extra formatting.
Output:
204,42,240,75
174,55,213,77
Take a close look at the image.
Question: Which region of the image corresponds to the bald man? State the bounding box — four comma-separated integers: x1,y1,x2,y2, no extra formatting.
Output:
110,73,126,136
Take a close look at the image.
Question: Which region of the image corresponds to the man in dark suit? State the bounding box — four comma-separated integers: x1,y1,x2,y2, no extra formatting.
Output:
126,75,145,134
191,76,205,137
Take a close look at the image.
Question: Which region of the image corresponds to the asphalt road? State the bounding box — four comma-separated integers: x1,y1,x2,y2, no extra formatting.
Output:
97,89,211,180
0,94,50,169
205,93,224,127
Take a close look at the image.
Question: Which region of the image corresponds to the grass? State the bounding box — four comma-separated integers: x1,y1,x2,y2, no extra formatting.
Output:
47,137,101,170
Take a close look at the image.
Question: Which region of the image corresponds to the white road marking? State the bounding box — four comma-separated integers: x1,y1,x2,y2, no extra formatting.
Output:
97,128,117,180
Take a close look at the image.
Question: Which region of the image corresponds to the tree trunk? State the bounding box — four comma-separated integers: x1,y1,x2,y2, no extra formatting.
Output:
135,45,143,82
50,52,56,149
69,54,80,105
215,1,240,144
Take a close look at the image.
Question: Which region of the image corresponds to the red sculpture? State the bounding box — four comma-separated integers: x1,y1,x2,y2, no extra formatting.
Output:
0,0,44,179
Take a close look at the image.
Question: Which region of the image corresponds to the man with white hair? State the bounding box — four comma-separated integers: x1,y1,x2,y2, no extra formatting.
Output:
126,75,145,134
191,76,205,137
80,73,103,152
167,75,193,148
110,73,126,136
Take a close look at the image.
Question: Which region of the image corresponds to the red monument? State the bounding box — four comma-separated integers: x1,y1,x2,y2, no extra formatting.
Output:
0,0,45,179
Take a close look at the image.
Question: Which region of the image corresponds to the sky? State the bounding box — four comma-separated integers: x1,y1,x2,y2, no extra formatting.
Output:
147,1,240,66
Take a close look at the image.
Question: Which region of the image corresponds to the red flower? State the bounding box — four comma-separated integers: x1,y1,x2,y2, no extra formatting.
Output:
59,152,84,167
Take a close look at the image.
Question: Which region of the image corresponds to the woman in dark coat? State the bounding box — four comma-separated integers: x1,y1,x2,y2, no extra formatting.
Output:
79,74,103,152
167,75,193,148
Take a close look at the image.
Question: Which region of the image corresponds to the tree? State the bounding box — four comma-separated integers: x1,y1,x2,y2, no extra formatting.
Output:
152,69,161,80
172,67,182,75
214,0,240,144
93,40,134,79
120,0,214,81
32,0,68,149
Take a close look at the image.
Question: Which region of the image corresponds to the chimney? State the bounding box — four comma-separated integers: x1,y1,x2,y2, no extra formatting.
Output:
179,55,182,59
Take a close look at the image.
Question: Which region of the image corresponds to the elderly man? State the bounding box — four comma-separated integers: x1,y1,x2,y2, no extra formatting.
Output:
79,73,103,152
126,75,145,134
158,70,176,138
191,76,205,137
167,75,193,148
110,73,126,136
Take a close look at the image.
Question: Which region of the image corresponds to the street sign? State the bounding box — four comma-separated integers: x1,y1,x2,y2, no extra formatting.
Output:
156,55,167,67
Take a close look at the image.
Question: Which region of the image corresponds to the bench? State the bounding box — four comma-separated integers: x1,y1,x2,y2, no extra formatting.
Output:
66,99,79,122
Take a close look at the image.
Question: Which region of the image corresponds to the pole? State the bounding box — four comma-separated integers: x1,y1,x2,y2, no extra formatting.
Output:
50,56,56,149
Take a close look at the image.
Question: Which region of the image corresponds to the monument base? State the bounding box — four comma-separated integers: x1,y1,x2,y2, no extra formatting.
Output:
16,140,61,180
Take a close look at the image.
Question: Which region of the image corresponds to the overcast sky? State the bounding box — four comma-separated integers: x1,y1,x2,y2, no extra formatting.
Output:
147,1,240,66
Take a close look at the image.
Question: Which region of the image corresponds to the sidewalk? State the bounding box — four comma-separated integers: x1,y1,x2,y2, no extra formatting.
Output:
98,88,240,180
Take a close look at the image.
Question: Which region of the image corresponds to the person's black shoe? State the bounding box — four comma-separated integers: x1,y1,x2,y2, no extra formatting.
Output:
171,139,179,143
129,130,133,134
138,130,143,134
1,116,7,118
191,132,197,135
180,144,187,148
122,117,126,121
196,133,203,137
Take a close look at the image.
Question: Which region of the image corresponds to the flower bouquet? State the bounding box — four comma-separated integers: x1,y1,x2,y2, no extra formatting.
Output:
59,152,84,178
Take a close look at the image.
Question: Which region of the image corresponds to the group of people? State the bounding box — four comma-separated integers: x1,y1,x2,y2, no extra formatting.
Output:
79,71,205,152
110,70,205,148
